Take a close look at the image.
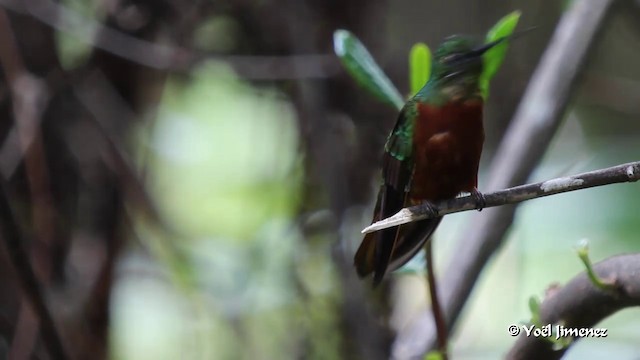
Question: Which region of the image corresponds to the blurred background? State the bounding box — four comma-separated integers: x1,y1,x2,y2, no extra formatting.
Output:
0,0,639,359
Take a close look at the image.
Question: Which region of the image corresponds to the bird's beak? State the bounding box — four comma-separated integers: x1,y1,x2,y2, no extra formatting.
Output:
466,26,536,58
466,39,506,58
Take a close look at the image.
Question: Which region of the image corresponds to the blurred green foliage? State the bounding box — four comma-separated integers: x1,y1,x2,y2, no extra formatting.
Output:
480,11,521,99
409,43,431,97
150,63,301,241
193,16,241,53
110,63,344,360
55,0,97,69
333,29,404,110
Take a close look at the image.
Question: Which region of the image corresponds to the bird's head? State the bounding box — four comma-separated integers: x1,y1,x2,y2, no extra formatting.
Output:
430,35,506,85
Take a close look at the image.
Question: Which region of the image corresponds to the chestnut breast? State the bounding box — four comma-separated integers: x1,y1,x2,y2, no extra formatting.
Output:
410,100,485,202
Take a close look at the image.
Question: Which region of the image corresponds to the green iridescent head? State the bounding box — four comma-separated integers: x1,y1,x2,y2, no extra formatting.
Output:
430,35,506,84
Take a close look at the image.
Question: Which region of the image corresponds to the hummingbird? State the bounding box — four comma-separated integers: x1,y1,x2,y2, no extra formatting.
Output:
354,35,511,285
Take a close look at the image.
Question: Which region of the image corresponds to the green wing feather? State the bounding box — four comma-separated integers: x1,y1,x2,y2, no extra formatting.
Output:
385,102,415,161
369,102,417,284
383,101,417,190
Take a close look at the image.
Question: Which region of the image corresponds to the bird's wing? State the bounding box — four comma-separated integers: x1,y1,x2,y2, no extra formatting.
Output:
354,104,416,284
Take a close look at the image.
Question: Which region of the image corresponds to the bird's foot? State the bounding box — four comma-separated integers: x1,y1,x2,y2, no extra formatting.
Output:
419,200,439,219
471,188,486,211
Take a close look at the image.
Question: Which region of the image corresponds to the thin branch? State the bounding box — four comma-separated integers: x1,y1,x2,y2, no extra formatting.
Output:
506,253,640,360
392,0,615,358
0,186,67,360
425,241,448,359
0,8,50,180
0,189,67,359
0,8,68,360
363,161,640,234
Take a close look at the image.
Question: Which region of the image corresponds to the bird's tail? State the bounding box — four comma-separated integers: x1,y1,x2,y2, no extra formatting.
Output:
386,217,442,274
355,215,442,286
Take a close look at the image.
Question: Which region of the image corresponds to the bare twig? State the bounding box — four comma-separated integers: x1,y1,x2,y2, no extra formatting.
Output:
506,253,640,360
0,187,67,360
363,161,640,233
9,303,39,360
0,8,67,360
0,7,50,182
392,1,615,358
424,241,448,359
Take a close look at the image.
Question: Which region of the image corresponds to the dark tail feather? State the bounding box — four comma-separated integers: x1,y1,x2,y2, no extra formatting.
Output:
354,187,383,278
354,231,376,277
353,225,400,286
354,217,443,286
354,184,405,285
371,225,401,285
385,217,442,274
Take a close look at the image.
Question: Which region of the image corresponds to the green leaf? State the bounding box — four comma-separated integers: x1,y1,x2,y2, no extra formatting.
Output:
479,11,521,99
333,30,404,110
528,296,541,326
409,43,432,97
424,351,445,360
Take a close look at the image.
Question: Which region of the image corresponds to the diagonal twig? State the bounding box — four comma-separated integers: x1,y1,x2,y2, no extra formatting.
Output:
363,161,640,234
0,8,68,360
0,187,67,360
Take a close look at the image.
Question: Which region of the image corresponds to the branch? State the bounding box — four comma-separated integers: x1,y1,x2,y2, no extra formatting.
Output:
363,161,639,234
506,253,640,360
392,0,615,358
0,188,67,360
0,8,67,360
425,240,448,359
